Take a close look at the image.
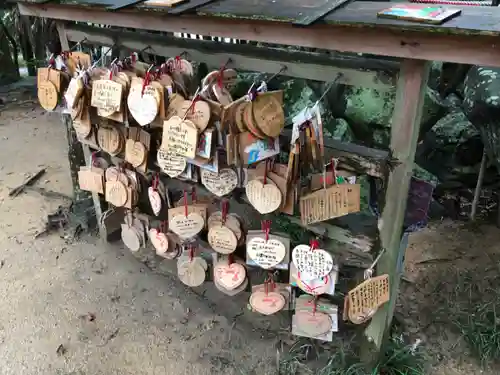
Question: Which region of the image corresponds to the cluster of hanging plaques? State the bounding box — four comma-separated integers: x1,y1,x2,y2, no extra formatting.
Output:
37,46,390,341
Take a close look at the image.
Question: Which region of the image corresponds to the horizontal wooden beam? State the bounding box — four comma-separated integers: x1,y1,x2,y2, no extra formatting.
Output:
63,23,395,89
18,2,500,67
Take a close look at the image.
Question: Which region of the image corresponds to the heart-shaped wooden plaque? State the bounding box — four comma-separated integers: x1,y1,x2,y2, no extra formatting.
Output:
157,148,187,177
178,261,205,287
169,212,204,239
292,244,334,281
148,187,162,216
148,229,170,255
294,310,332,337
127,86,159,126
179,99,211,132
213,262,246,290
249,291,286,315
246,237,286,269
201,168,238,197
245,178,282,214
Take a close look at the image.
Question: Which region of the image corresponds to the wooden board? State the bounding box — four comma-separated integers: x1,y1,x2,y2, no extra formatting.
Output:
63,23,396,89
293,0,353,26
19,2,500,67
361,59,430,363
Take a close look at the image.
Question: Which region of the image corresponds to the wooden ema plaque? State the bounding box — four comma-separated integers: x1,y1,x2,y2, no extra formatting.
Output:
91,79,123,114
346,275,390,325
300,184,360,225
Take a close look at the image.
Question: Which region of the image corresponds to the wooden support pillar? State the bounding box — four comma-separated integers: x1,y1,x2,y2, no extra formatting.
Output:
56,21,107,239
361,59,430,364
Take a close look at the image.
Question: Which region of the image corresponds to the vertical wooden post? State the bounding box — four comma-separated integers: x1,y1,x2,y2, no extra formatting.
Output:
362,59,430,363
56,21,106,238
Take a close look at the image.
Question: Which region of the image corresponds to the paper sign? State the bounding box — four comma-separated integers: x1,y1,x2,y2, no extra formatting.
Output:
196,129,213,159
91,79,122,113
241,133,280,165
300,184,360,225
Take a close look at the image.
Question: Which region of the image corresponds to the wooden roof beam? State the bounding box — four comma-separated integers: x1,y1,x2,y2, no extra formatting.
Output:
18,2,500,67
64,23,396,89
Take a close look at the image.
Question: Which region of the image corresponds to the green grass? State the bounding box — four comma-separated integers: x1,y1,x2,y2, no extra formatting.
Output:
447,268,500,366
279,335,428,375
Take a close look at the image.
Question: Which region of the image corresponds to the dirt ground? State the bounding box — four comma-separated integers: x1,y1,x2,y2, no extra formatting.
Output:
0,88,498,375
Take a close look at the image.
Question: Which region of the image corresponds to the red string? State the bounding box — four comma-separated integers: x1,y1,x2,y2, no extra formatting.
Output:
175,56,182,71
183,191,188,218
191,95,199,114
131,53,136,64
299,275,329,294
310,239,319,251
228,253,233,265
191,187,197,203
91,152,96,167
217,65,225,88
189,245,194,262
312,296,317,315
261,220,270,242
264,278,269,296
222,200,228,225
217,59,230,88
268,272,275,292
141,71,151,97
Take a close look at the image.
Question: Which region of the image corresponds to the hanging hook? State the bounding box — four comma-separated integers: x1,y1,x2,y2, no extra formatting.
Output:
70,37,87,52
89,43,118,70
316,73,343,105
364,248,386,280
181,87,201,120
266,64,287,84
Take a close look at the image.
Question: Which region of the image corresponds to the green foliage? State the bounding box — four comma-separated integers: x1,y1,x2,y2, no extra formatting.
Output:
279,335,428,375
447,269,500,366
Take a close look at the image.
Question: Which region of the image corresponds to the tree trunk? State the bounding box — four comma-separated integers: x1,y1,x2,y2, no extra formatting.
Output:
19,16,36,76
0,25,19,84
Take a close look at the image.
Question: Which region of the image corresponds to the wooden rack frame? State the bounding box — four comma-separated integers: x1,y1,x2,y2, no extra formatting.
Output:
19,0,500,366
